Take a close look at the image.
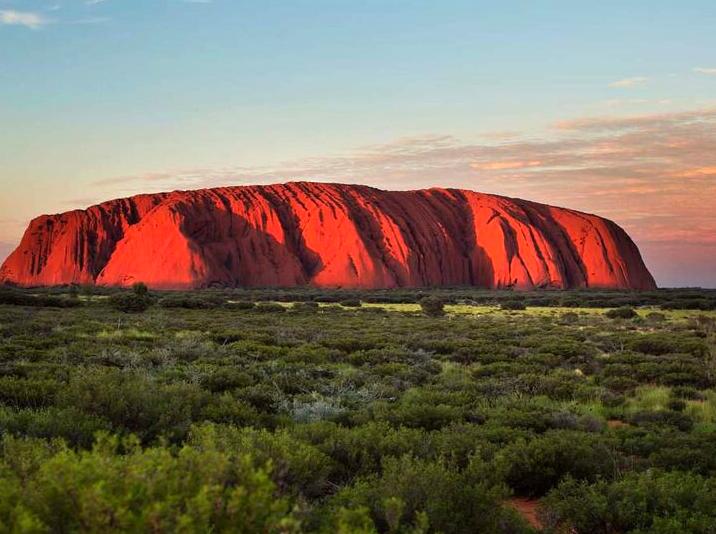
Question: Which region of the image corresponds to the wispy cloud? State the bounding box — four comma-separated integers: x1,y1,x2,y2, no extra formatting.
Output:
85,0,108,5
470,160,542,171
0,10,49,29
608,76,648,88
694,67,716,75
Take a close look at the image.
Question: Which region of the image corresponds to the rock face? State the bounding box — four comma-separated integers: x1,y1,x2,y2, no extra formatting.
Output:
0,182,656,290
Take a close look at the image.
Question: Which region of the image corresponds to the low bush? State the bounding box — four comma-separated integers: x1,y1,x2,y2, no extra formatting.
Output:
605,307,637,319
60,369,208,443
158,294,225,309
323,455,520,533
501,431,619,497
0,432,300,532
0,288,81,308
189,424,334,498
108,283,154,313
542,470,716,533
627,410,693,431
0,407,111,448
419,296,445,317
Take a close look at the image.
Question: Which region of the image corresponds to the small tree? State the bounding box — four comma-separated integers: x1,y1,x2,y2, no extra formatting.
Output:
132,282,149,296
109,282,153,313
420,296,445,317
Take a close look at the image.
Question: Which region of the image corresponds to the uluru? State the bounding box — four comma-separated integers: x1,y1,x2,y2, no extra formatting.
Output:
0,182,656,290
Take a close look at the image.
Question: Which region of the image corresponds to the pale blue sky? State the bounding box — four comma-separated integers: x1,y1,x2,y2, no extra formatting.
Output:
1,0,716,286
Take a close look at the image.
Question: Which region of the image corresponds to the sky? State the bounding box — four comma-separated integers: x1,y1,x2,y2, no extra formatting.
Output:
1,0,715,287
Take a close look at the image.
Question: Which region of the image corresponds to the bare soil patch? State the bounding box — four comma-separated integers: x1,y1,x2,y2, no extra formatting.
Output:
506,497,543,530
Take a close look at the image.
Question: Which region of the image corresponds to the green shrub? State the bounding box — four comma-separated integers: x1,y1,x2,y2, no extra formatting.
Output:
419,297,445,317
324,455,519,534
0,288,82,308
0,407,111,448
377,401,463,430
501,431,619,497
60,369,208,443
0,378,60,409
108,291,153,313
605,307,637,319
0,432,300,532
542,471,716,533
158,294,225,309
339,299,362,308
627,410,693,431
294,422,429,482
199,394,260,427
189,424,333,498
203,368,254,392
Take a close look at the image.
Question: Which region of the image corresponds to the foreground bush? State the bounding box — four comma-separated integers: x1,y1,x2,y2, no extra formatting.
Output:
60,369,208,443
0,432,299,533
188,424,334,498
322,455,525,533
542,470,716,533
500,431,619,497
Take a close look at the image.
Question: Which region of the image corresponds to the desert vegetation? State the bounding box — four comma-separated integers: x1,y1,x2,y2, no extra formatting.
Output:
0,286,715,532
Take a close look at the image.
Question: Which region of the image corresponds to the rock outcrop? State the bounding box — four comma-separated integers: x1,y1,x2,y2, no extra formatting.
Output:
0,182,656,289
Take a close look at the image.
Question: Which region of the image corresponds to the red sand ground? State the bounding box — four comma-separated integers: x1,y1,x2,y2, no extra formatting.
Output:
607,419,631,429
506,497,544,530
